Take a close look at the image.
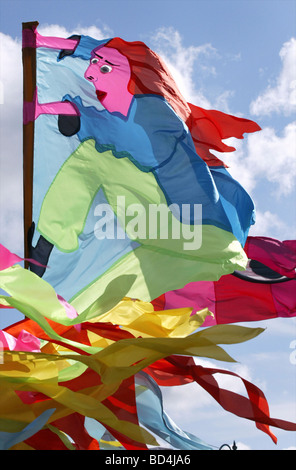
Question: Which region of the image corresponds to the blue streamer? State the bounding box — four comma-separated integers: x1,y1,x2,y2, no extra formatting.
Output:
135,372,213,450
0,408,55,450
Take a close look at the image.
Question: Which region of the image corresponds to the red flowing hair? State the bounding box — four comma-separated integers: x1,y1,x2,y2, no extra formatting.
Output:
104,38,261,167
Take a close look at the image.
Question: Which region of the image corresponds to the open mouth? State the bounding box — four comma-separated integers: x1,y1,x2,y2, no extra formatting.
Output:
96,90,107,102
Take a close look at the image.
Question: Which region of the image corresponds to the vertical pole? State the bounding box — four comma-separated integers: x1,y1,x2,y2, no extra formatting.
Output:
22,21,38,265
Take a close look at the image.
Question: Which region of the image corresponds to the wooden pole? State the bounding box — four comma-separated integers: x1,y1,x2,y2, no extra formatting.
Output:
22,21,38,265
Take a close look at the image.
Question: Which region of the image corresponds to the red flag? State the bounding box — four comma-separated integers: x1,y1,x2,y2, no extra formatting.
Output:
152,236,296,325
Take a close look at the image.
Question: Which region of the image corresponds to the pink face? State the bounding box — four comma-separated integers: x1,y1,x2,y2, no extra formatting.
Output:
84,46,133,115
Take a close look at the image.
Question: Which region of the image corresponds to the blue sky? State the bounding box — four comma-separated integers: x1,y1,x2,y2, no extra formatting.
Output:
0,0,295,450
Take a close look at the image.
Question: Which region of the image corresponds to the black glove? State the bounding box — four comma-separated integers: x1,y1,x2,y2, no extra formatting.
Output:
58,107,81,136
28,222,54,277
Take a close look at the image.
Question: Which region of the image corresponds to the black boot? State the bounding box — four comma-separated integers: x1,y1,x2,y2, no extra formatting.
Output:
28,222,54,277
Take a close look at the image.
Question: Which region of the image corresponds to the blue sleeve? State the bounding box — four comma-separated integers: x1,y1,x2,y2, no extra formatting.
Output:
134,95,192,168
71,35,109,61
62,94,191,172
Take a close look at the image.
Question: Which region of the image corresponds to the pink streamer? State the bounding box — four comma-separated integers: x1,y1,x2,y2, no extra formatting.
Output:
57,295,81,332
0,243,46,271
0,244,81,327
0,329,40,352
0,244,23,271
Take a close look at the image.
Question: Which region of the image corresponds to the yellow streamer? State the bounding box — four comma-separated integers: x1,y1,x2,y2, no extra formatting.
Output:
90,298,212,338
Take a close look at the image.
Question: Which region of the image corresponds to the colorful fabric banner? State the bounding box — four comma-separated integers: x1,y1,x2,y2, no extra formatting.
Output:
152,236,296,325
22,22,260,307
0,19,291,450
1,247,296,449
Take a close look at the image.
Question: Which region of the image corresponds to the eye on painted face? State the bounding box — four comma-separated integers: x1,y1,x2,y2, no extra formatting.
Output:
85,46,133,116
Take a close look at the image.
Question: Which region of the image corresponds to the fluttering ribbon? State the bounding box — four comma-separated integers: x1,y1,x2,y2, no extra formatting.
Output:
135,372,214,450
0,409,55,450
0,243,47,271
145,355,296,443
1,244,296,449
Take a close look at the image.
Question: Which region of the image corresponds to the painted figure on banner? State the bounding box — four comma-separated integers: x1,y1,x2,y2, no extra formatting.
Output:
24,27,260,304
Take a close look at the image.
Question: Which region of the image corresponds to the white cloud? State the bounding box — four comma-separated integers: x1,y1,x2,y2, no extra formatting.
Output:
250,37,296,116
247,123,296,196
220,121,296,197
224,40,296,212
249,210,290,238
218,122,296,239
0,33,23,253
233,441,251,450
38,24,109,40
150,27,219,108
265,317,296,337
